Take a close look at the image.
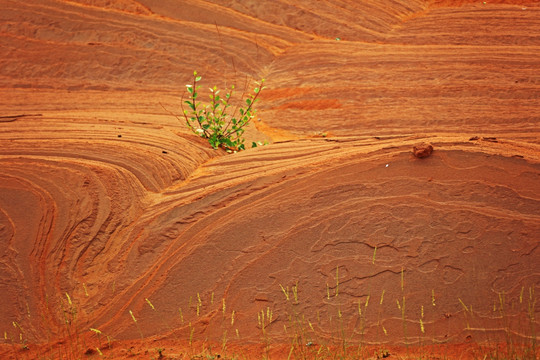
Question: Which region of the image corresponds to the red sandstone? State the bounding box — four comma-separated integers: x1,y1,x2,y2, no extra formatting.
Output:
0,1,538,358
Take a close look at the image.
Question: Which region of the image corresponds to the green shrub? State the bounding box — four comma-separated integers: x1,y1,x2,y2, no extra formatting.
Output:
181,71,265,151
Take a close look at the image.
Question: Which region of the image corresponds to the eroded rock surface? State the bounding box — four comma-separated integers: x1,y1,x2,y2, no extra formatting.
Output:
413,143,434,158
0,0,539,356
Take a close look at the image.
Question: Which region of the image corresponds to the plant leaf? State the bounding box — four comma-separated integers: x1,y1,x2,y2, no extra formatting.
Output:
184,101,195,110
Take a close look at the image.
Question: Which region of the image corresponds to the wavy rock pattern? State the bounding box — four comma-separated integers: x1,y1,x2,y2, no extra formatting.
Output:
0,0,539,353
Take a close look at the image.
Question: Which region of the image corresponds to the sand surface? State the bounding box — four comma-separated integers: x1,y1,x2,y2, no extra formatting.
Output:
0,0,539,358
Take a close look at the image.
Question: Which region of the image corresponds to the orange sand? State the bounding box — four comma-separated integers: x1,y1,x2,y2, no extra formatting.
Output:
0,0,538,359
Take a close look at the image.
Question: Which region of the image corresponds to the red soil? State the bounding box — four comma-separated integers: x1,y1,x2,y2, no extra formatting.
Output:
0,0,539,359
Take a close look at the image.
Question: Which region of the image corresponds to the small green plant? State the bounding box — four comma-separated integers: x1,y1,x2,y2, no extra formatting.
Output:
129,310,144,340
182,71,265,151
258,306,274,359
375,348,390,359
61,292,85,359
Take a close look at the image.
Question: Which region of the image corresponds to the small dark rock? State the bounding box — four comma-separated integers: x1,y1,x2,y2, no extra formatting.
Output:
413,143,433,158
162,150,168,154
117,134,122,138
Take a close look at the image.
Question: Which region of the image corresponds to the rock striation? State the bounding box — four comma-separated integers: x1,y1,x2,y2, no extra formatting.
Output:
0,0,539,356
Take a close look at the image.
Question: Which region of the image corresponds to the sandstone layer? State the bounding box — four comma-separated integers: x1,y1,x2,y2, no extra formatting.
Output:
0,0,539,358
